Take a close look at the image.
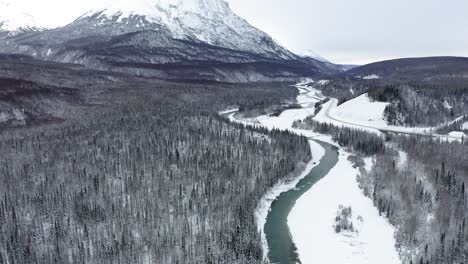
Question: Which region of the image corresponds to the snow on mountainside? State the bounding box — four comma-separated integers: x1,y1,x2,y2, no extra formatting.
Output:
77,0,295,58
0,1,41,31
298,49,330,63
0,0,342,82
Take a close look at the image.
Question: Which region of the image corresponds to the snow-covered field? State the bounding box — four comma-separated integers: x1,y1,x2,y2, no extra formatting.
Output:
313,98,383,134
447,131,467,142
315,92,466,141
221,80,402,264
289,145,400,264
329,93,389,128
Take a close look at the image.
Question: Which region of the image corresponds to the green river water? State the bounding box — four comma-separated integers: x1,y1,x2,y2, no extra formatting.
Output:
265,140,339,264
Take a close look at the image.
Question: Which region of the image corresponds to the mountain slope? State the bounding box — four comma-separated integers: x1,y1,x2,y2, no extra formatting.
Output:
0,0,342,82
0,1,41,31
77,0,295,59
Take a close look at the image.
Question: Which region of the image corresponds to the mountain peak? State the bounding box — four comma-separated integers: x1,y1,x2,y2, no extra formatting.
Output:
76,0,293,58
83,0,161,23
82,0,230,23
0,1,40,31
297,49,330,63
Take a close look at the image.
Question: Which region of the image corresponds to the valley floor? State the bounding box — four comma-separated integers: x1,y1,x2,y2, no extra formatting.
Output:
225,82,402,264
289,139,400,264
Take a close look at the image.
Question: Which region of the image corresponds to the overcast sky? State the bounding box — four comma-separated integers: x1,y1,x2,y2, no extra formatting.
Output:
13,0,468,65
228,0,468,64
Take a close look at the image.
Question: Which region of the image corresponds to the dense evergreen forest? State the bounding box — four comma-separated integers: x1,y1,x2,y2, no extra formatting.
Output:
0,78,311,264
293,117,386,156
363,136,468,264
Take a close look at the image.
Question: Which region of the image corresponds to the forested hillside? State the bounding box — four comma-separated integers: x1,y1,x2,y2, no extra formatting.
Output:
362,136,468,264
315,78,468,126
0,67,311,264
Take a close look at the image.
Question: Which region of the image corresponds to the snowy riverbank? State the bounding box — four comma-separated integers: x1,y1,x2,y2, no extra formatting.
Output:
222,80,403,263
254,140,325,260
288,137,401,264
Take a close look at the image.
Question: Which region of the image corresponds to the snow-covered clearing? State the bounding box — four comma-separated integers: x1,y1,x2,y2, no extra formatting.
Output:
289,148,400,264
397,151,408,169
463,122,468,130
362,74,382,80
314,94,467,141
329,93,389,128
314,98,383,134
447,131,467,142
221,82,401,264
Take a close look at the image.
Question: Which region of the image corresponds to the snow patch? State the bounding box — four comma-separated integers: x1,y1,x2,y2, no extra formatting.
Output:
13,109,26,121
0,112,9,122
218,108,239,115
297,49,330,63
296,78,315,87
397,151,408,169
317,80,330,85
445,131,467,143
362,74,381,80
443,100,452,110
363,157,374,172
463,122,468,130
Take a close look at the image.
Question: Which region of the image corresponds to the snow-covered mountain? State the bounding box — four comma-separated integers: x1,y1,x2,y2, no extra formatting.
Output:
0,0,343,82
297,49,330,63
74,0,294,59
0,1,40,32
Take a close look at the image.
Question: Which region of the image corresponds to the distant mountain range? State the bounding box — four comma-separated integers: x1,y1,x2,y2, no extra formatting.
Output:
0,0,343,82
345,56,468,82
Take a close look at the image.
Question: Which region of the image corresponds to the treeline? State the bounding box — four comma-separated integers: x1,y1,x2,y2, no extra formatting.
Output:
293,118,385,156
370,84,466,127
0,80,311,264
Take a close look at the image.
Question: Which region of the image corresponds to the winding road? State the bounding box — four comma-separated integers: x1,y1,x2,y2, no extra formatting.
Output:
321,98,466,141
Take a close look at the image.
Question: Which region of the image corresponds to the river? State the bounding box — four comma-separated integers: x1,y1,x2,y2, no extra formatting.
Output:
219,90,339,264
221,83,400,264
265,140,338,264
